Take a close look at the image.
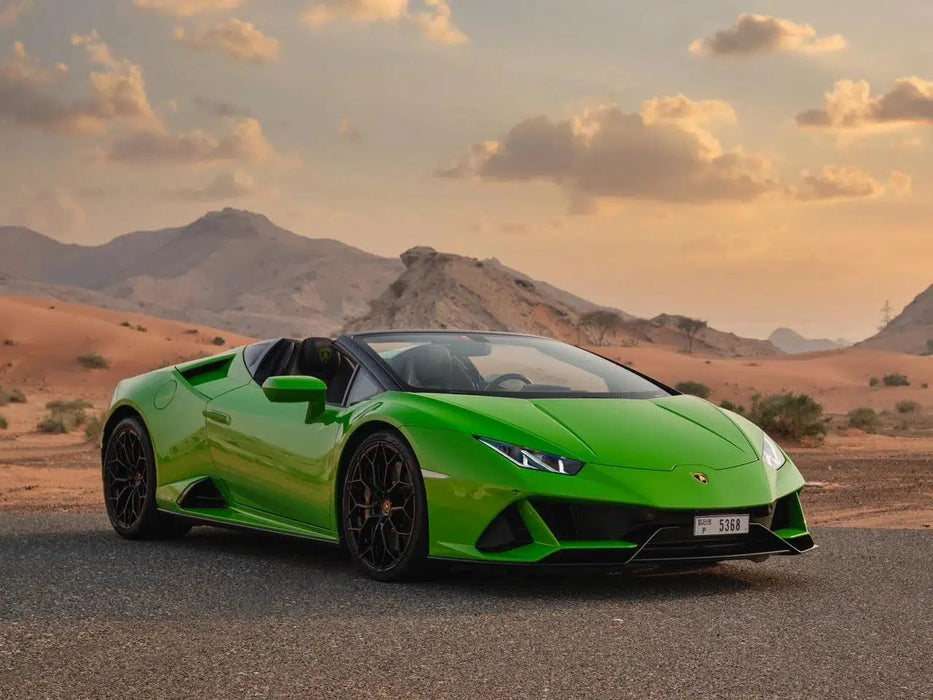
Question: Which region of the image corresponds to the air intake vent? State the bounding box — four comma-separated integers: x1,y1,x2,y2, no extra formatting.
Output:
177,355,234,387
179,478,227,510
476,504,532,553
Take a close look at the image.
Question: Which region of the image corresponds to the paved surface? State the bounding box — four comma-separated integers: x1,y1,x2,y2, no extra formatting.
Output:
0,515,930,699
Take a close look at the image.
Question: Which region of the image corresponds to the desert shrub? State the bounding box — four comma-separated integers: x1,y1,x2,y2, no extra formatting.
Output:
38,400,90,434
868,376,880,387
136,325,148,333
211,336,226,346
748,393,826,441
675,381,711,399
921,383,929,389
84,414,104,443
183,328,199,334
0,386,26,406
847,407,879,433
46,399,92,411
77,352,110,370
580,309,625,346
882,373,910,387
895,400,920,414
0,414,7,430
120,321,132,328
2,339,13,346
719,400,746,415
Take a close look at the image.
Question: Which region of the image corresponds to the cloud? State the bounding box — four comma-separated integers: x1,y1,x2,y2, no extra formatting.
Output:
339,118,362,143
438,102,780,207
303,0,467,44
134,0,249,17
690,14,846,57
174,19,281,63
794,166,884,201
640,95,737,126
193,96,251,117
0,36,157,134
795,77,933,131
888,170,913,196
8,187,87,235
168,170,257,200
0,0,30,27
107,117,274,163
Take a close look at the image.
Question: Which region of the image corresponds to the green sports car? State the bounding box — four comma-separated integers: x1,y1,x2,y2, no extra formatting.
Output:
101,330,815,581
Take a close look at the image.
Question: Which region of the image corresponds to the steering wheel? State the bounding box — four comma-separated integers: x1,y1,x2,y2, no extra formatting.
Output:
486,373,534,391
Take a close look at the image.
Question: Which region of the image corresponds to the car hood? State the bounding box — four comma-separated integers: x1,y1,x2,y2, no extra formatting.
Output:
410,393,760,471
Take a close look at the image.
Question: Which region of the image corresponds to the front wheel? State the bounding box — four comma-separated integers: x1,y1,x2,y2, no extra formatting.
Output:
340,431,429,582
102,416,191,540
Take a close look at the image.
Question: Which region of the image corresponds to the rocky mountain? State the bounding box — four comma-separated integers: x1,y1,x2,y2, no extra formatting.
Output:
768,327,850,354
344,247,781,357
0,209,402,338
858,284,933,355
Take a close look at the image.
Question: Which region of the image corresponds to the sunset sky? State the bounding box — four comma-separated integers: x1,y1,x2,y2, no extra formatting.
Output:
1,0,931,341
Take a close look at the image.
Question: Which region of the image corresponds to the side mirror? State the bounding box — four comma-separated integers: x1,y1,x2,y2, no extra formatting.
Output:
262,375,326,422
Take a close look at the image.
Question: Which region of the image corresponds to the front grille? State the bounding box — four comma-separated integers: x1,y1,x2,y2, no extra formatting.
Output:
529,498,773,544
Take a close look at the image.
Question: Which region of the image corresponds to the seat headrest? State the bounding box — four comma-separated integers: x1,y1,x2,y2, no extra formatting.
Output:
293,337,339,380
405,344,454,389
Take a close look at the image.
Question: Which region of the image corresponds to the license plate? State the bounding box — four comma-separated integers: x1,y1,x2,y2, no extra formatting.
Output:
693,514,749,536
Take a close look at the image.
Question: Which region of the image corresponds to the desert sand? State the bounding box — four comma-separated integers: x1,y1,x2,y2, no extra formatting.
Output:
1,294,930,528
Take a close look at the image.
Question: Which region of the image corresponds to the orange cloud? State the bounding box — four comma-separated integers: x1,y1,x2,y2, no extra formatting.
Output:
691,14,846,57
107,118,275,164
794,166,884,201
796,77,933,130
134,0,249,17
174,19,281,63
303,0,467,44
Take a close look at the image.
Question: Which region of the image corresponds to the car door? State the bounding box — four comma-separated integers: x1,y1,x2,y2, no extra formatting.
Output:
203,358,356,532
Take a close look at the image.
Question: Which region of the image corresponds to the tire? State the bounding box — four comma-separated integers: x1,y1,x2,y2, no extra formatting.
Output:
102,416,191,540
340,431,429,582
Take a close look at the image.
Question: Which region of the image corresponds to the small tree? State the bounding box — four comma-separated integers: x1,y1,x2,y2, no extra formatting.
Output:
882,373,910,387
749,392,826,441
677,317,707,353
580,310,625,346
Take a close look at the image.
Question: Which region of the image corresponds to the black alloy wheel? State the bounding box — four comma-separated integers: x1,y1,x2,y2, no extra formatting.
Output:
342,431,428,581
102,417,190,540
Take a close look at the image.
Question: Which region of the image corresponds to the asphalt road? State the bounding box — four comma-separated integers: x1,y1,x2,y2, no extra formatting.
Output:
1,515,930,699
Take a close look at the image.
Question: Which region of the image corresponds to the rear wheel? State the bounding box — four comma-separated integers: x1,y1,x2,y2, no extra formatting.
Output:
341,431,428,582
102,416,190,540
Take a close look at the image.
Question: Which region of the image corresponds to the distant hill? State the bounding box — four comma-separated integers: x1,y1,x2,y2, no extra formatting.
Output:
768,327,850,354
858,284,933,355
0,209,402,338
344,247,781,357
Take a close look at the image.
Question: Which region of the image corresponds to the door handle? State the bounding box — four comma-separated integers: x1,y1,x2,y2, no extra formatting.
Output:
202,409,231,425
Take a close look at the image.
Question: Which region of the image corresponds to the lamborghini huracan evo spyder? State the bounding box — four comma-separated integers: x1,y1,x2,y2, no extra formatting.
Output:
101,330,815,581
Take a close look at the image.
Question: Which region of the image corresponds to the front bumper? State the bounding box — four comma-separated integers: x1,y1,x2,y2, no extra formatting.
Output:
464,490,814,567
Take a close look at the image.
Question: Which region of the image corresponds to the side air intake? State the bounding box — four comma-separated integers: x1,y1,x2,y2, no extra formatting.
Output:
178,478,227,510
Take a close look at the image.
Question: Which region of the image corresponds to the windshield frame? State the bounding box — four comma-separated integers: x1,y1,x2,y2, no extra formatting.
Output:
342,330,677,400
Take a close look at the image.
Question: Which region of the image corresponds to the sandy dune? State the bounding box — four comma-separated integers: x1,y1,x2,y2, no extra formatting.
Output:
598,344,933,414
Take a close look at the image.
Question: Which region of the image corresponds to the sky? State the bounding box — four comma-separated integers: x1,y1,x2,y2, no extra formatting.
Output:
1,0,931,341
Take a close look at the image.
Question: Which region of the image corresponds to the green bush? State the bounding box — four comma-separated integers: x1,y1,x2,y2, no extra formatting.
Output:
84,414,104,443
847,407,879,433
748,393,826,441
868,376,880,387
211,336,226,346
0,414,7,430
674,381,711,399
895,400,920,414
0,386,26,406
77,352,110,370
719,400,746,415
120,321,132,328
882,373,910,387
38,401,90,434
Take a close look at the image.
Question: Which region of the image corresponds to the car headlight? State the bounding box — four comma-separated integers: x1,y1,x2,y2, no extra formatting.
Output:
477,437,584,476
762,434,786,470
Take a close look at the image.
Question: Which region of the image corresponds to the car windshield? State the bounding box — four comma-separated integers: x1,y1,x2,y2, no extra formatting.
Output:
356,332,671,399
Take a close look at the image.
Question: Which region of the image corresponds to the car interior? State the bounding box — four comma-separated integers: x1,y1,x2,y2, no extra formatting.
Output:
249,337,355,404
